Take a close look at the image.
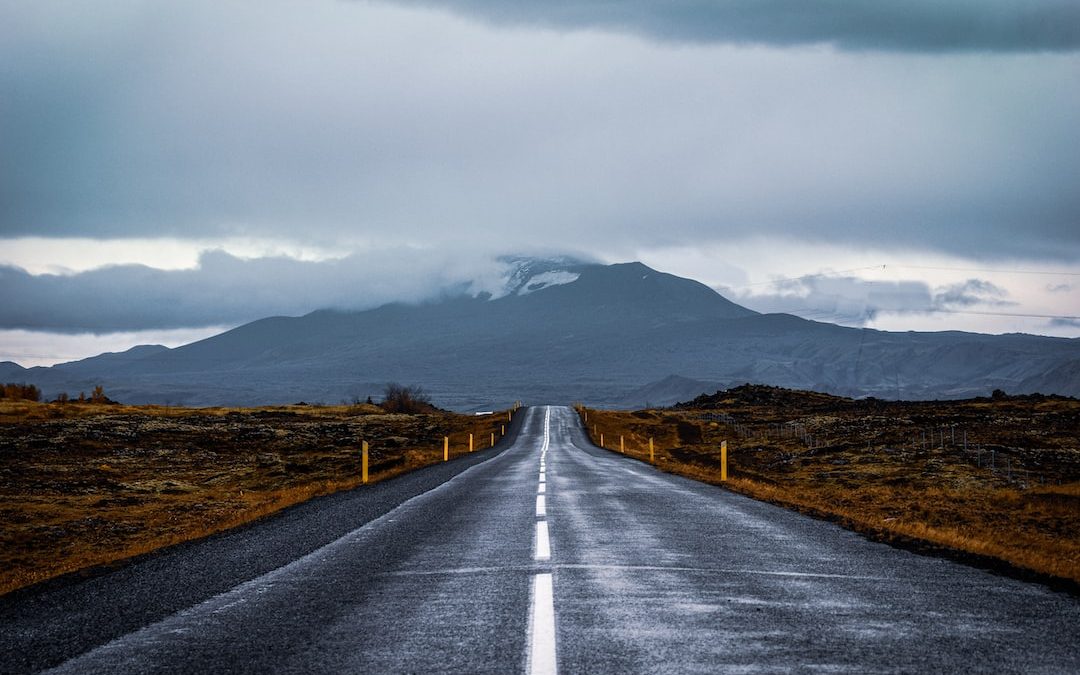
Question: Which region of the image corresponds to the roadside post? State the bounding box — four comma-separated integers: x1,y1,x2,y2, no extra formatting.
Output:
620,435,624,453
721,440,728,481
649,437,654,464
469,433,474,452
362,440,369,484
444,436,449,462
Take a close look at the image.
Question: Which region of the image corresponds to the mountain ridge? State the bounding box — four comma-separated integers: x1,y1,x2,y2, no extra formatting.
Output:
8,259,1079,409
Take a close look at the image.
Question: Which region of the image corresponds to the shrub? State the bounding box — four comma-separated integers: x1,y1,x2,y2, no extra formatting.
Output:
380,383,434,414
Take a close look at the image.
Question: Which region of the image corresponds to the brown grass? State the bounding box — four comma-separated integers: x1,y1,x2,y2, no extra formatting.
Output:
0,401,514,596
579,390,1080,586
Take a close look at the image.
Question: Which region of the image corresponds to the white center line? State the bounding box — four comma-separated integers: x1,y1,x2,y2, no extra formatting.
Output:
527,407,557,675
534,520,550,561
527,573,557,675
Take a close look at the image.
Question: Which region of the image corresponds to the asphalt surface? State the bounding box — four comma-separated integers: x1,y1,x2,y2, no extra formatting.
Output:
2,406,1078,673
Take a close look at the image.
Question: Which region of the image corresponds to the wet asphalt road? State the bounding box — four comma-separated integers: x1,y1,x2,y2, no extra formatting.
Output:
3,406,1078,673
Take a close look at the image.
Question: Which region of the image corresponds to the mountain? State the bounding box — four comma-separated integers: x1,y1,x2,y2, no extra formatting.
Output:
11,260,1080,409
0,361,27,380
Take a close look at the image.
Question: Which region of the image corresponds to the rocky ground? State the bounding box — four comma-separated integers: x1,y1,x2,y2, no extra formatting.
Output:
582,385,1080,588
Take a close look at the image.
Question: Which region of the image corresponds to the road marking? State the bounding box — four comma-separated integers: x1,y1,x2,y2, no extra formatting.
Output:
527,407,556,674
527,573,557,675
535,521,550,561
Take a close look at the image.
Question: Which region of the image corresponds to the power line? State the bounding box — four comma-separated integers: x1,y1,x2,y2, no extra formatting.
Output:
891,308,1080,321
890,264,1080,277
781,306,1079,322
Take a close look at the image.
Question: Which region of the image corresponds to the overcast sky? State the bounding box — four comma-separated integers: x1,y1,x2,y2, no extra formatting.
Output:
1,0,1078,366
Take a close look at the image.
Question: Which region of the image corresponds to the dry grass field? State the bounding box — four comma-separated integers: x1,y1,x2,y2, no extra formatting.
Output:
0,400,513,596
580,385,1080,588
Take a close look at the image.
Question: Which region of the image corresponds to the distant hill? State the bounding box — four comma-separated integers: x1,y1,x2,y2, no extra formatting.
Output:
13,259,1080,409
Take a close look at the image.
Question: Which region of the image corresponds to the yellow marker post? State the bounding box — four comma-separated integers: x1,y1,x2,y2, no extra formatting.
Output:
444,436,449,462
469,433,474,452
620,436,624,454
501,425,505,436
362,440,369,484
649,437,655,464
721,440,728,481
508,411,512,422
491,432,495,447
600,433,604,448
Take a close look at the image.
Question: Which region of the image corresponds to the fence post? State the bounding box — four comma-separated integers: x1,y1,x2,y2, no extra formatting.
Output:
362,440,369,484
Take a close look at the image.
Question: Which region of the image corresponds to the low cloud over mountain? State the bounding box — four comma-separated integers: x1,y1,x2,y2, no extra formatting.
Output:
9,261,1078,408
0,250,539,333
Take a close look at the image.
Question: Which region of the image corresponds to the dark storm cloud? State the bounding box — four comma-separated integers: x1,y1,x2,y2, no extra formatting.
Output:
390,0,1080,52
0,250,511,333
1,2,1079,261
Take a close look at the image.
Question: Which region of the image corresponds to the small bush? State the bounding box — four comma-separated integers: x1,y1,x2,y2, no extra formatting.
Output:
380,383,434,414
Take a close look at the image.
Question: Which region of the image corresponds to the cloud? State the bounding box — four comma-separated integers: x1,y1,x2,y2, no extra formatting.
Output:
0,249,525,333
933,279,1014,307
389,0,1080,52
1,2,1078,262
725,276,935,325
728,275,1017,325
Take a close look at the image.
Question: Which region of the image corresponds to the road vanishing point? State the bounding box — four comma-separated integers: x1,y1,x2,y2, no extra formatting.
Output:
2,406,1078,673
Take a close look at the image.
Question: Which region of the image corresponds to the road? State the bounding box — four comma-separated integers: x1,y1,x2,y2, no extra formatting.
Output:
2,406,1078,673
